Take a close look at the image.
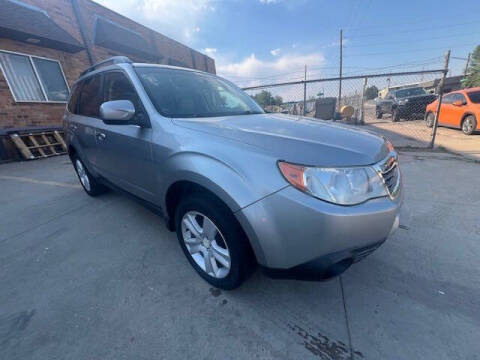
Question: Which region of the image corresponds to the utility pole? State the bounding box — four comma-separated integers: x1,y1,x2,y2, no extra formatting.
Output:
360,77,368,125
430,50,451,148
303,64,307,116
464,52,471,76
337,29,343,115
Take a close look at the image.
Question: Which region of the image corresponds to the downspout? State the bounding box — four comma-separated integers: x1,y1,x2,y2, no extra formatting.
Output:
70,0,95,65
190,49,197,70
203,55,209,73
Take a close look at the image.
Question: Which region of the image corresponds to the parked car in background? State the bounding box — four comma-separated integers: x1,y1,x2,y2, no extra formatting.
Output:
65,57,402,290
425,87,480,135
375,87,437,122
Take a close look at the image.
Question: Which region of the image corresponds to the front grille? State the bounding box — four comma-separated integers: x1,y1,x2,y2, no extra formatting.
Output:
374,154,400,199
382,162,399,195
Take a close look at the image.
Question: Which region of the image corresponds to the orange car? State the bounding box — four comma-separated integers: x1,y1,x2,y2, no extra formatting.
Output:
425,87,480,135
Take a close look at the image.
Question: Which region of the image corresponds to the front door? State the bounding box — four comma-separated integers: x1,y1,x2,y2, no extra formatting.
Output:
73,75,102,169
448,93,468,128
438,93,456,126
95,71,155,202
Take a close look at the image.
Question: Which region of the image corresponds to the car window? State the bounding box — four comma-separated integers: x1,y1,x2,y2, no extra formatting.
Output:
466,91,480,104
68,82,81,114
103,71,141,110
135,67,263,118
453,93,466,103
442,93,455,104
78,75,101,117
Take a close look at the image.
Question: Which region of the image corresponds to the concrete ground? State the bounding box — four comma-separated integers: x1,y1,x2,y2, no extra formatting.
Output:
1,153,479,360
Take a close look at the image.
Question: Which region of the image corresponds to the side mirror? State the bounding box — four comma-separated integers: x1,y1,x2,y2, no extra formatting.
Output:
452,100,464,106
100,100,135,124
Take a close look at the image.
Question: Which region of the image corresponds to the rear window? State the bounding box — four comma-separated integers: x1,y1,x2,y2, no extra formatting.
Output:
467,91,480,104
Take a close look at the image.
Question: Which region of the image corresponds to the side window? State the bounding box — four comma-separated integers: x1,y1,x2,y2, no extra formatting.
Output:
442,94,455,104
67,82,81,114
454,93,466,104
78,75,101,117
103,72,140,110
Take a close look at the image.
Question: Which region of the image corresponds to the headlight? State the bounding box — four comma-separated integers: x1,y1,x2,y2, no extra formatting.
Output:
397,99,408,105
278,162,388,205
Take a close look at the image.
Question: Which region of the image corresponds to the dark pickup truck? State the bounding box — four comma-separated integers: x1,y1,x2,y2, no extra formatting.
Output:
375,87,437,122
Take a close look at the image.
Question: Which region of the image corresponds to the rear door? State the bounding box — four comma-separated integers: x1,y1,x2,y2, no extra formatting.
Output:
94,71,155,201
73,75,102,168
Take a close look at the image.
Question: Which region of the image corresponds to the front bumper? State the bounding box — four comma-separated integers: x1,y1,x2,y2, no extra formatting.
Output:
235,184,402,273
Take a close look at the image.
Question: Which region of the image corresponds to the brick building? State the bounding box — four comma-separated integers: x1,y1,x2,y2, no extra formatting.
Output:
0,0,216,161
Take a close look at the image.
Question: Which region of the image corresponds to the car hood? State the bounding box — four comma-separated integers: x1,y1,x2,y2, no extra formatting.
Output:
173,113,390,167
403,94,437,101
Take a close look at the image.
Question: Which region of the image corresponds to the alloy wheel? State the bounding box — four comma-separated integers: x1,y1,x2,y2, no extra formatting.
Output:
75,159,91,192
181,211,231,278
463,117,474,134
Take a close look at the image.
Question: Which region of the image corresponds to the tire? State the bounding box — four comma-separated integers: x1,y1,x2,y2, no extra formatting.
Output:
175,193,255,290
72,155,108,196
392,108,400,122
425,112,435,128
462,115,477,135
375,108,382,119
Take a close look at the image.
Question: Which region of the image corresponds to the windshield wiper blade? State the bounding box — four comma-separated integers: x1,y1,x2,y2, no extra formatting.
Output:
237,110,263,115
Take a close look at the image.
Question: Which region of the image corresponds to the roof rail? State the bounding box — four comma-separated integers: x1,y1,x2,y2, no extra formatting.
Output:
79,56,132,77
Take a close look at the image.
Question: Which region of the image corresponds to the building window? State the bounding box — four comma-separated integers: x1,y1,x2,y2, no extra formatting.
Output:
0,50,69,103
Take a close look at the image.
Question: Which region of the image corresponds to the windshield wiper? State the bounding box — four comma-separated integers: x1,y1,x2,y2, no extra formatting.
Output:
236,110,263,115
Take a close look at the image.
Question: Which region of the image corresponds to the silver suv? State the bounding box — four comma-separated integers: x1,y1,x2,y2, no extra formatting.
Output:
65,57,402,289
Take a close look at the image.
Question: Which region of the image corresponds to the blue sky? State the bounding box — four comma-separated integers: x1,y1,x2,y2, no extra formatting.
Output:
95,0,479,87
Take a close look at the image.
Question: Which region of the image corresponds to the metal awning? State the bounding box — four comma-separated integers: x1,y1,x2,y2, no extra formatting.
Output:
0,0,84,53
93,16,158,60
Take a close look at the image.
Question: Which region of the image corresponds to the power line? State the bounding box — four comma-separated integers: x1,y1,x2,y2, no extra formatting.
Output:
228,56,445,84
345,20,480,39
343,43,475,57
344,31,480,48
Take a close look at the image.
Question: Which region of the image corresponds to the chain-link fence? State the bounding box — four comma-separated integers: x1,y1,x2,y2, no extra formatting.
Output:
243,69,447,148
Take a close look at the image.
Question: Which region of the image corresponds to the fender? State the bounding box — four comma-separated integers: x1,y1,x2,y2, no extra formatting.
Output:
159,151,270,213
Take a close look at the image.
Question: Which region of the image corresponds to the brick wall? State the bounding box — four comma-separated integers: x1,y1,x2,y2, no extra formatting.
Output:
0,37,91,129
0,0,216,134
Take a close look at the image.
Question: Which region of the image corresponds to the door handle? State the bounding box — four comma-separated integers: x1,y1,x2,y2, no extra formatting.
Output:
96,132,106,141
70,124,78,131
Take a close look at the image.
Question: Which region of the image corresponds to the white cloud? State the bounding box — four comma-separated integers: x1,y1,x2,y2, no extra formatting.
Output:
204,48,217,56
217,51,326,101
270,48,281,56
94,0,213,45
259,0,281,4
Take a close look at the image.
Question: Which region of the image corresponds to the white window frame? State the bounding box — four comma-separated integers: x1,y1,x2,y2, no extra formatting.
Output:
0,49,70,104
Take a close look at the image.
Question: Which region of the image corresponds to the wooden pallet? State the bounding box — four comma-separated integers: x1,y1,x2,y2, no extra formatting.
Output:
9,131,67,160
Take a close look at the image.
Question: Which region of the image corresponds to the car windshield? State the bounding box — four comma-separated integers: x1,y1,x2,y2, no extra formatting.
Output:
135,67,264,118
467,91,480,104
395,87,427,98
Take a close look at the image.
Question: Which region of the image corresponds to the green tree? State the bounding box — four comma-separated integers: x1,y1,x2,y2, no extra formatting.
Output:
252,90,283,107
463,45,480,88
364,85,379,100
